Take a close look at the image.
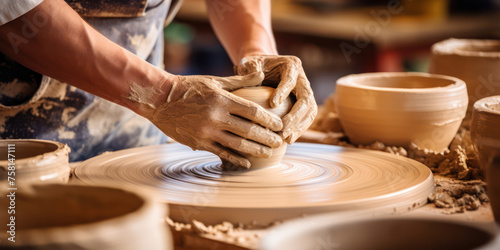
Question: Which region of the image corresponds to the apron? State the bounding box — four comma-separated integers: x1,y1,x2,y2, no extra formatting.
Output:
0,0,182,161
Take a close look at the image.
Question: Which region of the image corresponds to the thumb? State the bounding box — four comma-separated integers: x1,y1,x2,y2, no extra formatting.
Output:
217,71,264,91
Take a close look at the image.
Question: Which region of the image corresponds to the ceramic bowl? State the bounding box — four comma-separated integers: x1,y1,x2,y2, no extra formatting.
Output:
0,139,70,186
429,38,500,115
335,72,468,152
471,96,500,223
261,212,498,250
0,184,171,250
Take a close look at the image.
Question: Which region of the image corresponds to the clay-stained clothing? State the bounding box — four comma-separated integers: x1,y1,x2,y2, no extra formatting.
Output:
0,0,180,161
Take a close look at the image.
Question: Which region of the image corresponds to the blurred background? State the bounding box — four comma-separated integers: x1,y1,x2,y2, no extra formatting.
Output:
163,0,500,104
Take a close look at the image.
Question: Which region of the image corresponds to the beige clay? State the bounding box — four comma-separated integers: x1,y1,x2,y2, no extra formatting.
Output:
74,142,434,225
231,86,292,168
335,72,468,152
0,139,70,187
0,184,171,250
429,39,500,116
471,96,500,223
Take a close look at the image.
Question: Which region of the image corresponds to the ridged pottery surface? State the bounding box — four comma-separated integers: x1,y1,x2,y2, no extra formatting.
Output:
231,86,292,168
471,96,500,223
0,184,171,250
335,72,468,152
429,38,500,115
0,139,70,187
261,212,498,250
73,142,434,225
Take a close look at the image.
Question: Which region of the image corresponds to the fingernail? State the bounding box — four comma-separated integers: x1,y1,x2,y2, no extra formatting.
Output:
262,148,272,158
271,136,282,148
279,95,288,105
270,95,280,108
273,119,283,131
282,128,292,138
285,133,296,144
240,159,251,169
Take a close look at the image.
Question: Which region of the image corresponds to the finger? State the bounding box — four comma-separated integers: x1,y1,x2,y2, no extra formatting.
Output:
216,131,273,158
282,73,316,137
202,143,250,169
221,116,282,148
270,64,299,108
220,159,246,170
285,106,318,144
217,71,265,91
282,98,310,138
228,97,283,131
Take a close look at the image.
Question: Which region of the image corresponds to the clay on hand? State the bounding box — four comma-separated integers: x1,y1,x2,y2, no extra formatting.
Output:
235,55,318,144
230,86,292,169
149,73,283,169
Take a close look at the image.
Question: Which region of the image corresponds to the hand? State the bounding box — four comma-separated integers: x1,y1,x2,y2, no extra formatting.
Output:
150,73,283,169
236,55,318,144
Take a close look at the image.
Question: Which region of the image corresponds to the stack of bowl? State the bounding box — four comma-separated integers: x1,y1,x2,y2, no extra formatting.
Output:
429,38,500,117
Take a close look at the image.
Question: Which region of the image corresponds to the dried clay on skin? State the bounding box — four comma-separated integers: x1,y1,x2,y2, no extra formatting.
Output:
129,73,283,168
236,55,318,143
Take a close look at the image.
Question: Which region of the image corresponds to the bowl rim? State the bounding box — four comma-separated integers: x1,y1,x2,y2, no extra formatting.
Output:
432,38,500,58
261,210,498,250
336,72,466,94
6,183,165,245
474,95,500,116
0,139,70,170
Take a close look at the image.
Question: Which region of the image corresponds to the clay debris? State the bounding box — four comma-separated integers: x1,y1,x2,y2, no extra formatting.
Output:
407,127,482,180
309,95,343,133
166,218,274,249
428,177,488,213
319,133,486,213
306,99,487,213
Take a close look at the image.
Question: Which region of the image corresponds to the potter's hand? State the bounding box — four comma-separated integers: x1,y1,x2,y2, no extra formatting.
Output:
236,55,318,144
151,73,283,168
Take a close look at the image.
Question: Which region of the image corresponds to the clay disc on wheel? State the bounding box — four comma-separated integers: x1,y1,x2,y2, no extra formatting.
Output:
73,143,434,224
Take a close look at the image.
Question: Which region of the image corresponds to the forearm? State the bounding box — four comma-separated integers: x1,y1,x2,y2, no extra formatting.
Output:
0,0,173,117
205,0,278,64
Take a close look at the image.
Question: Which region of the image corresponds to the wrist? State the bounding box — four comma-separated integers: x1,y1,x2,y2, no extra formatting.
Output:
124,71,177,119
238,43,278,64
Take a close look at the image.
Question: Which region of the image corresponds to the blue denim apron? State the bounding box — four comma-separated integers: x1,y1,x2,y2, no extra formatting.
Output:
0,0,182,161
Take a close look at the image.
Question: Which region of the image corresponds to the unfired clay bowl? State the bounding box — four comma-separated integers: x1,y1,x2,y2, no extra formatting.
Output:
0,139,70,186
429,39,500,116
471,96,500,223
231,86,292,168
335,72,468,152
0,184,171,250
262,212,498,250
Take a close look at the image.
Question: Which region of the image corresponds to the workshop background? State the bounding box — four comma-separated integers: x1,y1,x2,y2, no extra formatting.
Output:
163,0,500,104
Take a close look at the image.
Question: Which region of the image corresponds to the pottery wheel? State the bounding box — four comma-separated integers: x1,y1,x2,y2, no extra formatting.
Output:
73,143,434,225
